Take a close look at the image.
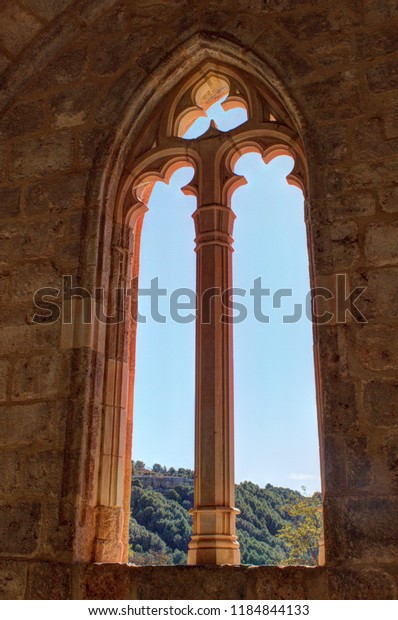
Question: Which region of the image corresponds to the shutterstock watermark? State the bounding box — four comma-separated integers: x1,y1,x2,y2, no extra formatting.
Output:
32,274,367,326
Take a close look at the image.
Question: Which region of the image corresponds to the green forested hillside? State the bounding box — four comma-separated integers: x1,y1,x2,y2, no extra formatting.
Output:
129,464,321,566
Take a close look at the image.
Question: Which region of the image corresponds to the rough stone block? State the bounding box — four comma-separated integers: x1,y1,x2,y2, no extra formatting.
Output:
25,172,88,216
385,112,398,139
21,450,64,498
0,502,41,555
0,359,8,403
328,568,396,599
11,352,71,401
0,220,56,261
323,435,346,494
0,451,21,496
355,26,398,60
324,192,376,220
0,3,41,55
50,84,101,129
322,378,358,434
364,381,398,427
11,132,74,181
364,221,398,266
0,101,45,139
0,53,10,74
353,268,398,321
300,72,362,120
11,261,61,302
280,10,332,39
246,566,327,600
0,401,66,447
78,563,131,600
380,434,398,492
0,560,27,599
379,186,398,212
353,118,398,161
353,325,398,372
134,566,247,600
22,0,73,20
344,497,398,562
366,60,398,92
0,186,20,219
330,220,360,269
345,435,373,490
318,124,348,163
35,46,89,89
28,562,71,599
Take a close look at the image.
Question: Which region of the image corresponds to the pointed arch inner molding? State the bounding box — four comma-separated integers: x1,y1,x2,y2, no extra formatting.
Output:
100,61,309,565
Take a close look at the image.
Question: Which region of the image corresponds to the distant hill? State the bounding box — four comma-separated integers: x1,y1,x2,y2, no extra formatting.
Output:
129,463,321,566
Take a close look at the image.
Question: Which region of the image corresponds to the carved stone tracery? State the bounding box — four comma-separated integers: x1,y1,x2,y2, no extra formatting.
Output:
99,61,308,565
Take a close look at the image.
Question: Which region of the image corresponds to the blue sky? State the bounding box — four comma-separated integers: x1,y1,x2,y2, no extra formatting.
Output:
132,105,321,494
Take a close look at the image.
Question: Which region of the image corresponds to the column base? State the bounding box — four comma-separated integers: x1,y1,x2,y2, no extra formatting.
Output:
187,534,240,565
187,505,240,565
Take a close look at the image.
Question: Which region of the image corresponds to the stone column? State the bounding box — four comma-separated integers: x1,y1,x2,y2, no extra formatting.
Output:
187,201,240,565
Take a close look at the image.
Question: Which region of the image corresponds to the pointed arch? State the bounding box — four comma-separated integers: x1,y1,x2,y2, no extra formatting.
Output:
67,35,324,564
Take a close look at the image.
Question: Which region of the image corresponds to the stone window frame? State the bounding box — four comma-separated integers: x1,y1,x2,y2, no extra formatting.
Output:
66,39,325,566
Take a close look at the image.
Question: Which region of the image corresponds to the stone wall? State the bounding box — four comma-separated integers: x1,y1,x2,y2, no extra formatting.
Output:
0,0,398,599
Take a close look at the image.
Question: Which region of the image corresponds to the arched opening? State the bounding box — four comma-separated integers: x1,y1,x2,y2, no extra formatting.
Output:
125,69,321,566
132,166,196,474
92,54,323,567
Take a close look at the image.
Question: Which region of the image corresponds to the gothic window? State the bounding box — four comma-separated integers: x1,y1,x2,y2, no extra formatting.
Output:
111,62,313,565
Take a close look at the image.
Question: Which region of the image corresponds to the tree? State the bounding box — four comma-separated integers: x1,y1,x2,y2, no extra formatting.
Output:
277,488,322,566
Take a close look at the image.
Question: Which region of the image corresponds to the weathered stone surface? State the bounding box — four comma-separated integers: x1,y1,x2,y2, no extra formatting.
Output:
344,497,398,562
22,0,73,21
28,562,71,599
364,221,398,267
356,28,398,60
345,435,373,490
25,172,88,216
0,53,10,74
50,84,103,129
78,563,132,600
10,261,61,302
246,566,327,600
0,560,27,599
353,268,398,321
134,566,247,600
353,118,398,161
300,72,362,120
11,352,71,400
0,186,20,219
380,433,398,492
0,0,398,601
364,381,398,427
352,326,398,372
34,46,89,89
366,60,398,93
323,192,376,220
0,3,41,56
21,450,64,498
322,377,358,434
0,100,45,139
0,502,41,555
0,359,8,403
379,186,398,212
0,401,65,447
328,568,396,599
11,132,74,181
330,220,360,269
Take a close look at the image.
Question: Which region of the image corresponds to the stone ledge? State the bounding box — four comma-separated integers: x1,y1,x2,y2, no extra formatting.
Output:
1,561,397,600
